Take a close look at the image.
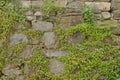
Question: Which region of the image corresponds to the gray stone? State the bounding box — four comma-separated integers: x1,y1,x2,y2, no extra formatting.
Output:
32,21,53,31
42,32,56,48
2,65,21,77
67,32,84,45
48,60,64,74
67,1,83,9
96,20,118,26
31,0,44,7
116,78,120,80
101,12,111,19
111,0,120,10
9,33,28,45
20,45,38,59
45,50,67,58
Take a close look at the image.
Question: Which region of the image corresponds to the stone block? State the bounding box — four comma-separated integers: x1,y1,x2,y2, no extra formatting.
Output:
48,60,64,74
113,10,120,20
32,21,53,31
60,16,83,29
101,12,111,20
85,2,111,13
9,33,28,45
42,32,56,48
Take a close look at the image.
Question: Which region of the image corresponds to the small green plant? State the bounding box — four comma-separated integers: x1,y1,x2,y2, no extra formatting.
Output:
82,4,95,25
0,0,25,43
40,0,63,20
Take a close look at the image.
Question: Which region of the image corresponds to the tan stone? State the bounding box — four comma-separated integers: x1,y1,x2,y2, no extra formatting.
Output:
48,60,64,74
20,1,31,8
60,16,83,29
85,2,111,13
54,0,68,7
113,10,120,20
96,20,118,26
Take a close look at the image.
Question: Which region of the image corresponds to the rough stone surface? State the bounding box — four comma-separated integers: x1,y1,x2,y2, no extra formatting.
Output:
54,0,68,7
113,10,120,19
34,11,42,16
31,0,44,7
67,32,84,45
96,20,118,26
20,45,35,59
60,16,83,29
85,2,111,13
15,75,25,80
42,32,56,48
111,0,120,10
44,50,67,58
9,33,28,45
111,27,120,35
67,1,83,9
20,1,31,8
26,15,35,21
32,21,53,31
48,60,64,74
116,78,120,80
101,12,111,19
2,65,21,77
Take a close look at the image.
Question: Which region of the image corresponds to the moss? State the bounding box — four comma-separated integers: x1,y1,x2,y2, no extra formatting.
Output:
40,0,64,21
55,23,120,80
22,29,42,42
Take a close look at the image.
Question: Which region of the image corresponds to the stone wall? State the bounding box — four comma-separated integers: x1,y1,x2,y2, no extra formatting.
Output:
0,0,120,80
20,0,120,26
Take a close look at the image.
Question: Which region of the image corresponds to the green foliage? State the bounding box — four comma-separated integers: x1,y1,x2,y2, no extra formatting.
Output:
57,23,110,47
0,0,25,41
56,24,120,80
82,4,95,25
40,0,63,20
23,29,42,40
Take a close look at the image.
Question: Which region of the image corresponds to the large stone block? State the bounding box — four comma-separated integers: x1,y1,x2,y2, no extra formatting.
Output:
20,45,37,59
42,32,56,48
111,1,120,10
32,21,53,31
48,60,64,74
113,10,120,20
85,2,111,13
9,33,28,45
20,1,31,8
60,16,83,29
54,0,68,7
31,0,44,7
67,1,83,10
101,12,111,20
